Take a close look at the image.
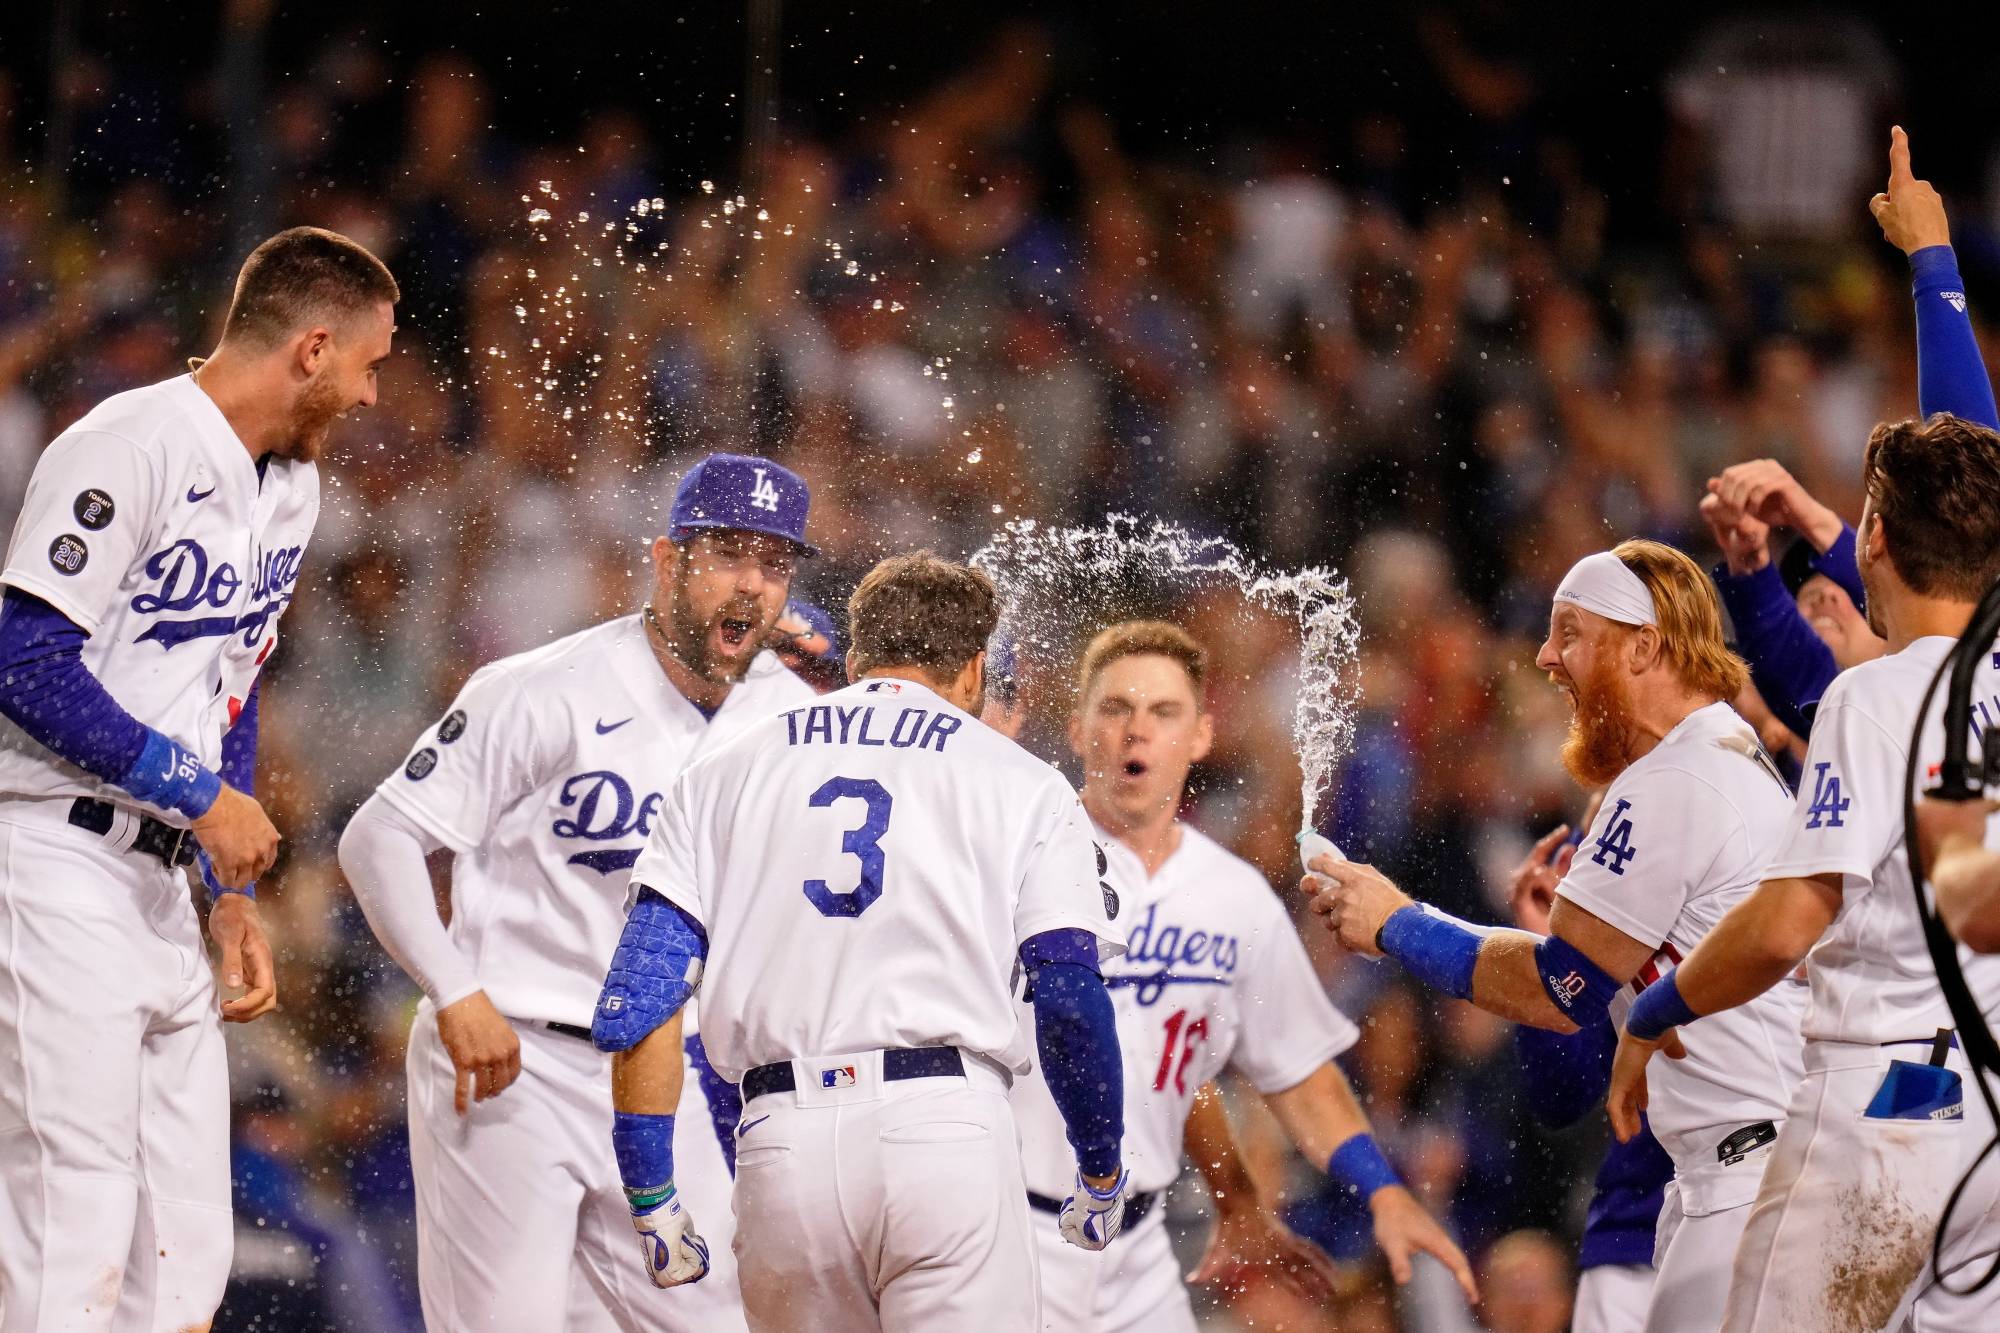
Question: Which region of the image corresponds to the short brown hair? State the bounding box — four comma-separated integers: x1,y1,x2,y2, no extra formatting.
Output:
847,553,999,681
221,226,399,348
1077,620,1208,704
1614,538,1748,701
1863,414,2000,600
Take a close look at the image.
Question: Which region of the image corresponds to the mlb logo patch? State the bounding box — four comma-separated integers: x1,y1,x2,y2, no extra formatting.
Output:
865,681,903,695
820,1066,857,1089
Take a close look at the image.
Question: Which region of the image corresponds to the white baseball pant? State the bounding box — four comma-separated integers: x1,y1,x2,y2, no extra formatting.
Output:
729,1049,1038,1332
1031,1199,1193,1333
1573,1262,1655,1333
1644,1182,1752,1333
0,806,232,1333
406,1000,747,1333
1724,1038,2000,1332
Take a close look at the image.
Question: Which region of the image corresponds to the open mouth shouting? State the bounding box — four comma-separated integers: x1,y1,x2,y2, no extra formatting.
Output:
715,614,758,655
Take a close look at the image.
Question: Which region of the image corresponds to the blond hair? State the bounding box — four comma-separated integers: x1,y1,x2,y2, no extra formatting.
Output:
1613,538,1748,701
1076,620,1209,705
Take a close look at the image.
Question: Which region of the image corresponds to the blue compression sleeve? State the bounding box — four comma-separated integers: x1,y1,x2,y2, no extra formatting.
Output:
1713,560,1837,738
1513,1018,1617,1129
1024,930,1123,1180
1626,971,1700,1041
1376,905,1484,1000
0,589,219,817
612,1110,677,1213
1912,246,1999,429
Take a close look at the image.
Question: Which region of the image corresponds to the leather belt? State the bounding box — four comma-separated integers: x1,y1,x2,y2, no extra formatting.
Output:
1027,1188,1158,1233
546,1021,595,1044
67,797,197,868
742,1046,965,1101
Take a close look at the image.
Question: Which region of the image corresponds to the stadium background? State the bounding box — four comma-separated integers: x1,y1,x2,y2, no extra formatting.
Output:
3,3,1996,1328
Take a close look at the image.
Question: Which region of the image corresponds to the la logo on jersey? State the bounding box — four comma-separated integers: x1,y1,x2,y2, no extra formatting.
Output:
1590,798,1638,876
820,1065,857,1089
749,467,781,513
1805,762,1850,829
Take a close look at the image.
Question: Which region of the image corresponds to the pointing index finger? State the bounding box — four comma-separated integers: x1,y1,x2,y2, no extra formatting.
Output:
1889,125,1914,188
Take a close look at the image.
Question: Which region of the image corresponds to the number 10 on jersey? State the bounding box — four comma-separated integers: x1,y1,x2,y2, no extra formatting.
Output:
803,776,893,918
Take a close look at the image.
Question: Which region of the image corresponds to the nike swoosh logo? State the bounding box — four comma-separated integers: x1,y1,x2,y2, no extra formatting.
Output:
736,1115,770,1137
595,717,633,734
186,485,216,502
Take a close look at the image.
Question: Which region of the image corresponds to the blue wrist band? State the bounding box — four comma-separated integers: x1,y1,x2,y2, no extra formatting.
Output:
118,728,222,820
1377,904,1482,1000
1535,932,1620,1025
1627,971,1700,1042
1328,1133,1402,1200
613,1110,676,1211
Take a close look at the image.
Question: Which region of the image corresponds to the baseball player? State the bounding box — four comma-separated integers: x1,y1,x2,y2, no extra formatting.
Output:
1313,539,1807,1333
1608,415,2000,1331
337,454,821,1333
1009,620,1477,1331
0,226,397,1332
592,553,1129,1332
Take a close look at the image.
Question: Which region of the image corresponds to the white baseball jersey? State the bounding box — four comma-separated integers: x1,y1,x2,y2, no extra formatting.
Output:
1557,701,1806,1211
1012,822,1358,1197
632,676,1124,1082
374,615,814,1027
0,373,315,816
1765,634,2000,1044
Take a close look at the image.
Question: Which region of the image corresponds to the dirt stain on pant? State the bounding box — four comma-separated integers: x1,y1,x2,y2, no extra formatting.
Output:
1820,1183,1931,1332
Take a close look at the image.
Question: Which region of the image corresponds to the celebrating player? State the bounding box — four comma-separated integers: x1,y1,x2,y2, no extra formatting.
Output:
1009,620,1476,1330
0,227,396,1332
1607,417,2000,1330
337,454,820,1333
1311,540,1806,1333
594,553,1127,1332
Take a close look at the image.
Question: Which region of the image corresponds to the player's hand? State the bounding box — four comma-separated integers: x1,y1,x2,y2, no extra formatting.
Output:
1368,1185,1479,1304
436,990,522,1114
1710,459,1840,553
1870,125,1951,256
1187,1199,1339,1303
1915,795,1997,874
630,1187,711,1288
207,890,278,1022
1509,824,1574,933
192,784,280,888
1304,858,1411,958
1059,1169,1128,1251
1698,488,1772,576
1606,1025,1688,1143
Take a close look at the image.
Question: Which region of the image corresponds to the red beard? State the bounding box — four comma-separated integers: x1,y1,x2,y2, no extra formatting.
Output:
1558,659,1644,788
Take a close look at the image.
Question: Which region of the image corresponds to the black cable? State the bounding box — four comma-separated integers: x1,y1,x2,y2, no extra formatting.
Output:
1903,573,2000,1295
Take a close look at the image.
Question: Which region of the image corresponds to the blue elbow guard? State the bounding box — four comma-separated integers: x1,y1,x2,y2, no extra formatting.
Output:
1534,933,1620,1026
593,887,707,1052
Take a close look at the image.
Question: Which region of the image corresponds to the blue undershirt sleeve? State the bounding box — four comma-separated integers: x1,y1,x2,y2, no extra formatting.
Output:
1912,245,1999,429
1712,561,1838,738
1023,928,1123,1180
1512,1018,1617,1130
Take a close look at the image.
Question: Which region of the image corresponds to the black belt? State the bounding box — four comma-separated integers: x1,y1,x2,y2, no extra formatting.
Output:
1715,1120,1777,1166
742,1046,964,1101
1027,1188,1158,1233
547,1021,594,1044
68,797,197,868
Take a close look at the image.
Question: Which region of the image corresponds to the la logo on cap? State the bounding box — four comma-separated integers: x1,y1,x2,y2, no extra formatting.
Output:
750,467,781,513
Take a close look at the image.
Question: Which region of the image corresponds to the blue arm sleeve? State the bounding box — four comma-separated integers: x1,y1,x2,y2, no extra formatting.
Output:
592,887,707,1052
1912,245,1999,429
0,588,220,817
1712,561,1838,738
1512,1018,1616,1129
1023,928,1123,1180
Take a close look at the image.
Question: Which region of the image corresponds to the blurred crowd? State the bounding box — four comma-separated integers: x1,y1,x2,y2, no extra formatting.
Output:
2,6,1992,1330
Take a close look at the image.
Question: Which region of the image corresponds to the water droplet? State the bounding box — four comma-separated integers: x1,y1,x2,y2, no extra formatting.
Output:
940,397,954,409
756,208,769,221
700,180,715,194
844,260,860,276
966,448,982,464
527,208,552,223
513,305,527,319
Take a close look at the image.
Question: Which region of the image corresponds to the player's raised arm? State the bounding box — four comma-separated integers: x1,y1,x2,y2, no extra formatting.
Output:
1872,126,1999,429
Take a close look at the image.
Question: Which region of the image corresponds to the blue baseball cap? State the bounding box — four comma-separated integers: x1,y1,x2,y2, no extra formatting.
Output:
668,453,817,556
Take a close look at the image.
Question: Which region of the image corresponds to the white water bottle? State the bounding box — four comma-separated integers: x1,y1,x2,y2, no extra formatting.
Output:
1297,831,1346,876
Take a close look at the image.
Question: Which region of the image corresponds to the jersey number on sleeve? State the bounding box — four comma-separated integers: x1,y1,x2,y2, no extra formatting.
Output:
1153,1008,1210,1096
803,776,893,918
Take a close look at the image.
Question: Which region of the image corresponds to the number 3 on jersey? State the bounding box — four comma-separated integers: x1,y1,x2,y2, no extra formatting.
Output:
803,776,893,918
